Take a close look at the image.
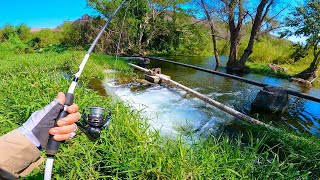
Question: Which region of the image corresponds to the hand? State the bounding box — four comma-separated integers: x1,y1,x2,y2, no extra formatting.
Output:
49,93,80,141
18,92,80,149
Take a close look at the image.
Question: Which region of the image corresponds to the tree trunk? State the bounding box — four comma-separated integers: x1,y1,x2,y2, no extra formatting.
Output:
225,0,243,70
200,0,220,67
233,0,271,71
294,53,320,82
227,31,238,68
137,23,144,52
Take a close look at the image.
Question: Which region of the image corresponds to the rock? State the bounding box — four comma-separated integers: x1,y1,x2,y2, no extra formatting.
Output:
289,77,312,87
137,58,150,66
251,86,288,114
72,14,93,26
268,64,288,73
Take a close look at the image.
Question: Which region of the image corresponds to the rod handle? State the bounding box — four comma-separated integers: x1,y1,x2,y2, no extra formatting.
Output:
46,93,74,156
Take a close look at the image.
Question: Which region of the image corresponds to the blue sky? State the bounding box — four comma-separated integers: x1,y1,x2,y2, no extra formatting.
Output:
0,0,98,28
0,0,306,43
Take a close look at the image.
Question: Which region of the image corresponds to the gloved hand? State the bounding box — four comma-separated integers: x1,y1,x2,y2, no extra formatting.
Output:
18,92,80,149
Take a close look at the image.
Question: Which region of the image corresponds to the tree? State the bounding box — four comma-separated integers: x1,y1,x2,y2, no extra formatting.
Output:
86,0,149,54
198,0,221,67
284,0,320,82
86,0,209,55
233,0,274,70
219,0,282,71
221,0,245,69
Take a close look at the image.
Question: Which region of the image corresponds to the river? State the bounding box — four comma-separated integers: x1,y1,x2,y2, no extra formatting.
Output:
104,56,320,138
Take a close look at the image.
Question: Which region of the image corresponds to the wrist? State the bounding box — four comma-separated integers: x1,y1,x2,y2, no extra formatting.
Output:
18,126,41,149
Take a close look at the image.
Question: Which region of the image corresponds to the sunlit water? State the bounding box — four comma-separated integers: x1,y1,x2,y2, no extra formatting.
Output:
104,56,320,138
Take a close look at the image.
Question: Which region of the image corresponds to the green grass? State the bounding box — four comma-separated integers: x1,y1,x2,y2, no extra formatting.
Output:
0,51,319,179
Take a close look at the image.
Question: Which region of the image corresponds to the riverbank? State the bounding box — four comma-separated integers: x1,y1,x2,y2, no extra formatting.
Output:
247,62,320,87
0,51,319,178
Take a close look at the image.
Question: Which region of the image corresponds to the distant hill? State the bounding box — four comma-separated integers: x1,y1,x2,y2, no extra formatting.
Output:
30,28,57,32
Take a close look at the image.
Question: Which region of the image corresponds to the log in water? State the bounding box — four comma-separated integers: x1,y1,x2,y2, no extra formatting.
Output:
128,63,275,130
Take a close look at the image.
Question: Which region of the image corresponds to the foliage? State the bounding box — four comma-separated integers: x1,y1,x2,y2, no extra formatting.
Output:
283,0,320,40
16,24,32,41
0,25,16,42
0,25,65,53
85,0,209,55
282,0,320,78
31,29,62,49
290,43,309,62
246,35,293,64
59,22,82,47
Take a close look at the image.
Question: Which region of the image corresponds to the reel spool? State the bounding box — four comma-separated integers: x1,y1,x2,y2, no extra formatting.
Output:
76,107,111,141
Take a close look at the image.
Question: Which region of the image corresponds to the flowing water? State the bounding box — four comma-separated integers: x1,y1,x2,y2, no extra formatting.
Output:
104,56,320,138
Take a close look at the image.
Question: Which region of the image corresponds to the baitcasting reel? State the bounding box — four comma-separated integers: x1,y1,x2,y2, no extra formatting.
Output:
76,107,111,141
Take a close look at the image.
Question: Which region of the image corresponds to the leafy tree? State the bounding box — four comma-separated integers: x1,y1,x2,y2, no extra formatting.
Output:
211,0,286,71
87,0,149,54
85,0,208,55
290,43,309,62
283,0,320,82
233,0,275,70
219,0,278,71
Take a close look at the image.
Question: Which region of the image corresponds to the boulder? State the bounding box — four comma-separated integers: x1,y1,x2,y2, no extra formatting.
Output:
251,86,288,114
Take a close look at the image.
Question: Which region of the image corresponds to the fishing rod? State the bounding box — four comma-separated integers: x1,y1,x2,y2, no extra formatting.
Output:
44,0,127,179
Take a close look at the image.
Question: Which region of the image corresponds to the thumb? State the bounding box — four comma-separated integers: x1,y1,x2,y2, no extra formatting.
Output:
56,92,66,105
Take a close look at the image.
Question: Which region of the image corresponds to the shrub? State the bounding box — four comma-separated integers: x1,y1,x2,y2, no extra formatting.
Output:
0,25,16,42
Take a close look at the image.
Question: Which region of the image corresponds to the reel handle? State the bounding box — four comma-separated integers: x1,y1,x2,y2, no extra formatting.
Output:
46,93,74,156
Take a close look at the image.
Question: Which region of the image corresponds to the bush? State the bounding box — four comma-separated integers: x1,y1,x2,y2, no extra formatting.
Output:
16,24,31,41
247,35,293,64
0,25,64,53
31,29,62,48
59,22,81,47
0,35,28,53
0,25,16,42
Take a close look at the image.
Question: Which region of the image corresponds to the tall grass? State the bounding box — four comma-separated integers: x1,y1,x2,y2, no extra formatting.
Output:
0,51,318,179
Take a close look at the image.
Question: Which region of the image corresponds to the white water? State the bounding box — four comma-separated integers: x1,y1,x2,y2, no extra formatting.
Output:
104,80,228,137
